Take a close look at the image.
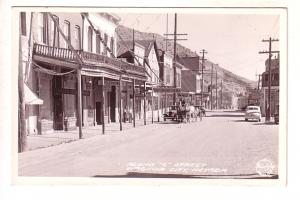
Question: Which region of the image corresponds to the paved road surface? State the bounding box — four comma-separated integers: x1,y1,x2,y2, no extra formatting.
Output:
18,110,278,178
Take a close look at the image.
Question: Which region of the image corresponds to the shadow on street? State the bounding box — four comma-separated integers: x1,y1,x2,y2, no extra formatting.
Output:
93,172,278,179
207,114,245,118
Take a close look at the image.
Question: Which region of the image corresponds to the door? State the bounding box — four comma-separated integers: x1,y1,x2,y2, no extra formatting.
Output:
110,86,116,122
96,101,102,125
53,76,64,130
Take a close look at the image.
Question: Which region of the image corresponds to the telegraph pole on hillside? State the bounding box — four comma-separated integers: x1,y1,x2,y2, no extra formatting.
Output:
259,37,279,122
199,49,207,107
164,13,187,105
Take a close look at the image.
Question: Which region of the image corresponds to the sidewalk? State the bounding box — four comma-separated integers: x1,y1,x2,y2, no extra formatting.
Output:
26,118,157,151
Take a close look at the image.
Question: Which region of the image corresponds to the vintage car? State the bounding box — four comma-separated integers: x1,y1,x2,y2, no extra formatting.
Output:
245,105,262,122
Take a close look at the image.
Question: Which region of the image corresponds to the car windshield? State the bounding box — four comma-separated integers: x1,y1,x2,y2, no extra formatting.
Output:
247,107,259,110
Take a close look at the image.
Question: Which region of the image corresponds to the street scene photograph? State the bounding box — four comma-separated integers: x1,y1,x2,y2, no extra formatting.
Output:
15,8,285,181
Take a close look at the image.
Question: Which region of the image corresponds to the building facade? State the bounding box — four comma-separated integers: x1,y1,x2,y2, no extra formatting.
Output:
20,12,147,136
261,57,280,117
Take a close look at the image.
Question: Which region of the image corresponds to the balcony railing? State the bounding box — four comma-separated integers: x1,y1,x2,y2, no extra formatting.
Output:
33,43,146,75
34,43,78,61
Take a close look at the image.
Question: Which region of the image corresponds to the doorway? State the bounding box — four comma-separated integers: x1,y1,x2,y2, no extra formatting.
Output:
110,86,116,122
53,76,64,130
96,101,102,125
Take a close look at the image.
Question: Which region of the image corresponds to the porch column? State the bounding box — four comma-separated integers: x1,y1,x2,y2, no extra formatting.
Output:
151,86,154,124
165,91,167,113
107,91,111,124
144,82,147,125
77,69,83,139
92,78,96,126
101,76,105,134
132,79,136,127
157,92,160,122
119,75,122,131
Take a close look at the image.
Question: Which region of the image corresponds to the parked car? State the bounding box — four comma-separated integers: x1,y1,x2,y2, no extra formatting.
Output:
245,105,262,122
274,105,279,124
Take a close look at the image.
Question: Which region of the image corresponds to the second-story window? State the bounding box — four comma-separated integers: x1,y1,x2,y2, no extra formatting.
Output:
62,20,70,48
166,67,170,84
20,12,26,36
103,33,108,56
265,74,269,82
110,37,114,57
50,15,59,47
74,25,81,50
36,13,44,43
96,31,101,54
87,26,93,52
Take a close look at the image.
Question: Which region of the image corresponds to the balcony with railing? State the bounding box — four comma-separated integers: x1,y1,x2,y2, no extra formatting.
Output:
33,43,146,77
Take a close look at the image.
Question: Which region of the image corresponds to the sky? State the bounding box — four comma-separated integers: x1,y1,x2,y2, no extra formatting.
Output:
117,12,280,81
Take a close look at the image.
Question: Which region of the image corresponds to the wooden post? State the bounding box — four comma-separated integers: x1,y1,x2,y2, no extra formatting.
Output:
92,78,96,126
18,34,27,152
119,75,122,131
151,86,154,124
107,90,110,124
157,92,160,122
144,82,147,125
133,79,136,127
101,76,105,134
165,91,167,113
77,69,83,139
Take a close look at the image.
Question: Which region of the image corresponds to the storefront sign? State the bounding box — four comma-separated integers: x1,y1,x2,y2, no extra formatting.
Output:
59,88,90,96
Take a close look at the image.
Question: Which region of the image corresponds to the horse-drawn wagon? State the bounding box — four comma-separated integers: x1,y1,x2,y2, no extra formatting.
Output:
163,104,203,123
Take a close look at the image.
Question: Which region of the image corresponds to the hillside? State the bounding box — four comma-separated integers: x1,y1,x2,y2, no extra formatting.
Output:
116,25,256,107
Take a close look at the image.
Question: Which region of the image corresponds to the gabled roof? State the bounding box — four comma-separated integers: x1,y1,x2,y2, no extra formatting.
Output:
177,56,200,72
117,39,159,59
117,40,134,57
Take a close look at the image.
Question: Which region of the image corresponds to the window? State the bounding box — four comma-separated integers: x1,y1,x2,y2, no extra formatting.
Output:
87,26,93,52
62,20,70,48
103,34,108,56
265,74,269,82
166,67,170,84
20,12,26,36
50,15,59,47
74,25,81,50
274,73,279,81
96,31,101,54
36,13,44,43
110,37,114,56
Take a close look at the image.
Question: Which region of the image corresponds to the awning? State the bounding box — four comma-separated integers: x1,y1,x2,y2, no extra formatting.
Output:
24,84,43,105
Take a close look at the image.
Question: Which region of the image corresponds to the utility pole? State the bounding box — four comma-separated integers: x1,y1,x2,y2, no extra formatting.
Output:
173,14,177,105
215,67,218,110
164,13,187,105
210,63,213,110
259,37,279,122
220,80,223,109
199,49,207,107
18,13,26,152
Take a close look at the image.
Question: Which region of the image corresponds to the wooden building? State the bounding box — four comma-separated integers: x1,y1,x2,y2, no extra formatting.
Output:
20,12,147,136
